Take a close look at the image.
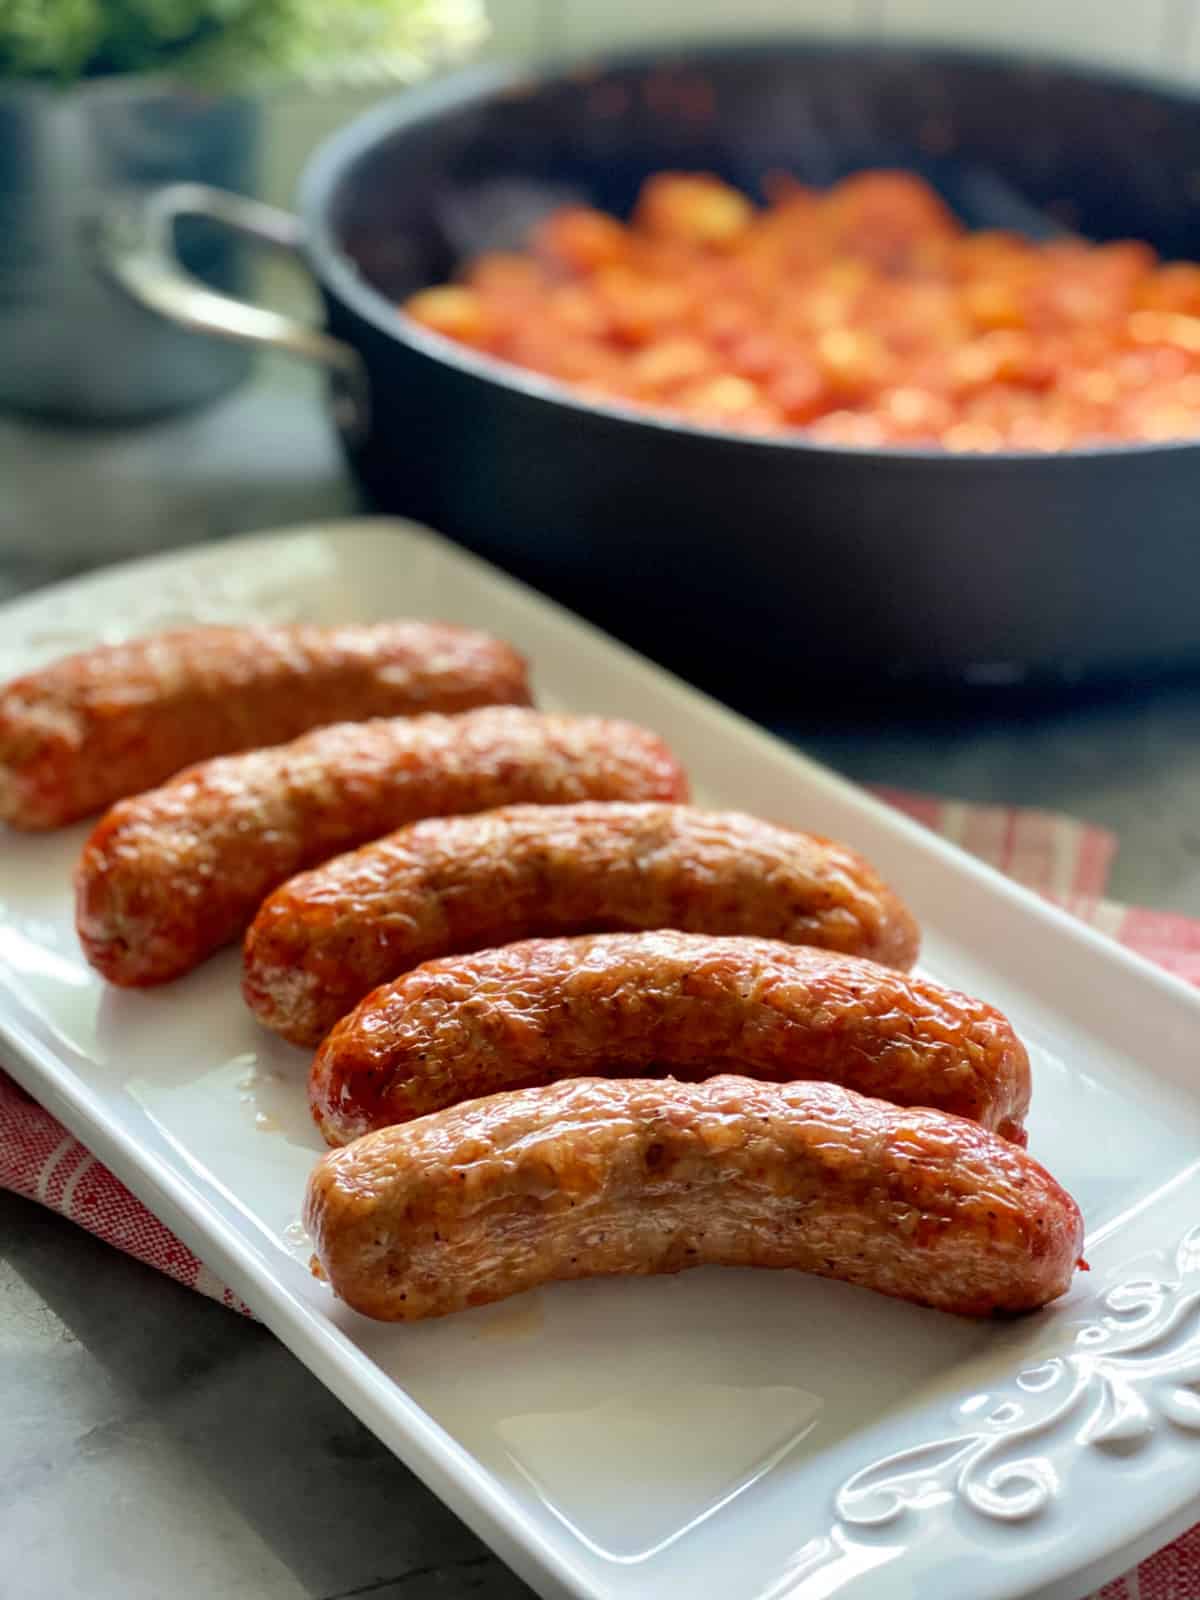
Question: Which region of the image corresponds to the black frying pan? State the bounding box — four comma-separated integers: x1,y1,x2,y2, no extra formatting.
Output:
105,41,1200,711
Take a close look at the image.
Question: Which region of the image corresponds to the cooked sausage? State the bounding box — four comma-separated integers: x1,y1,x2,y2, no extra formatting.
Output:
1,621,531,830
244,802,920,1047
304,1075,1083,1322
75,711,688,986
310,929,1030,1147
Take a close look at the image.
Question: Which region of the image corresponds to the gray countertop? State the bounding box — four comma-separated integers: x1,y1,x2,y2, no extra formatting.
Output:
4,338,1200,1600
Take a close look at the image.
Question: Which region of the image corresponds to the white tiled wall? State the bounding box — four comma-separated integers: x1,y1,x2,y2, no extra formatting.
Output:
877,0,1173,76
262,0,1198,207
540,0,1194,78
556,0,858,56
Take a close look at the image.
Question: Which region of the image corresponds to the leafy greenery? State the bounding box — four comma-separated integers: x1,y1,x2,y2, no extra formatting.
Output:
0,0,487,86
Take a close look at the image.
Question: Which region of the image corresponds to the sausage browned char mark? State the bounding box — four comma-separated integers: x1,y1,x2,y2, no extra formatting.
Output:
309,929,1030,1147
75,711,688,987
304,1075,1083,1322
0,621,531,830
243,802,920,1047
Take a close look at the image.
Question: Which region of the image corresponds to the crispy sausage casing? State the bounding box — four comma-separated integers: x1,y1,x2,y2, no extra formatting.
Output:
310,929,1030,1146
304,1075,1082,1322
75,711,688,986
244,802,920,1047
1,622,531,830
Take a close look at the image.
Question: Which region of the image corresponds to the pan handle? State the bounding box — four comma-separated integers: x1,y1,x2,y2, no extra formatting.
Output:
96,182,369,439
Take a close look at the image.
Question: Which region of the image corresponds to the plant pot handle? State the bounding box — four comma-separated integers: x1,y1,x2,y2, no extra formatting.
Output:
97,182,368,440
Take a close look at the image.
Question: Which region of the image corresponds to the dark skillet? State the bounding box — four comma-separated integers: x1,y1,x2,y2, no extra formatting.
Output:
105,41,1200,712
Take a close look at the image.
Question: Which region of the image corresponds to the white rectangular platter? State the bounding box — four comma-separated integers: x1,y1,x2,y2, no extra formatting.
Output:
3,519,1200,1600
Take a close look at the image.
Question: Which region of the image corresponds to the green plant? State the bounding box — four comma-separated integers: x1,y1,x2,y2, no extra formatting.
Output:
0,0,487,86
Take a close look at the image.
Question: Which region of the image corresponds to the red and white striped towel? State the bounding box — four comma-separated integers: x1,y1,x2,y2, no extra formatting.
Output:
2,788,1196,1597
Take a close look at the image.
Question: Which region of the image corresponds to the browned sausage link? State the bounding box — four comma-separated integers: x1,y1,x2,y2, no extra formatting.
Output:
304,1075,1083,1322
245,803,920,1047
0,621,531,830
310,930,1030,1147
75,711,688,987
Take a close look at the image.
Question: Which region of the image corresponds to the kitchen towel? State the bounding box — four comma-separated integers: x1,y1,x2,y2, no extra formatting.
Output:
2,788,1197,1599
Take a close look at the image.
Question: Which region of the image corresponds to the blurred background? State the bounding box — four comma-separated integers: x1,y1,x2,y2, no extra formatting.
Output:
3,0,1199,701
260,0,1196,204
263,1,1199,205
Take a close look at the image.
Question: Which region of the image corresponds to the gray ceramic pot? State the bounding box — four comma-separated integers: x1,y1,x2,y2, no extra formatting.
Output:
0,77,258,422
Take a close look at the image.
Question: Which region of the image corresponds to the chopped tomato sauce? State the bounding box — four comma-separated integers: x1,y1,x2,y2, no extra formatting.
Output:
404,170,1200,450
